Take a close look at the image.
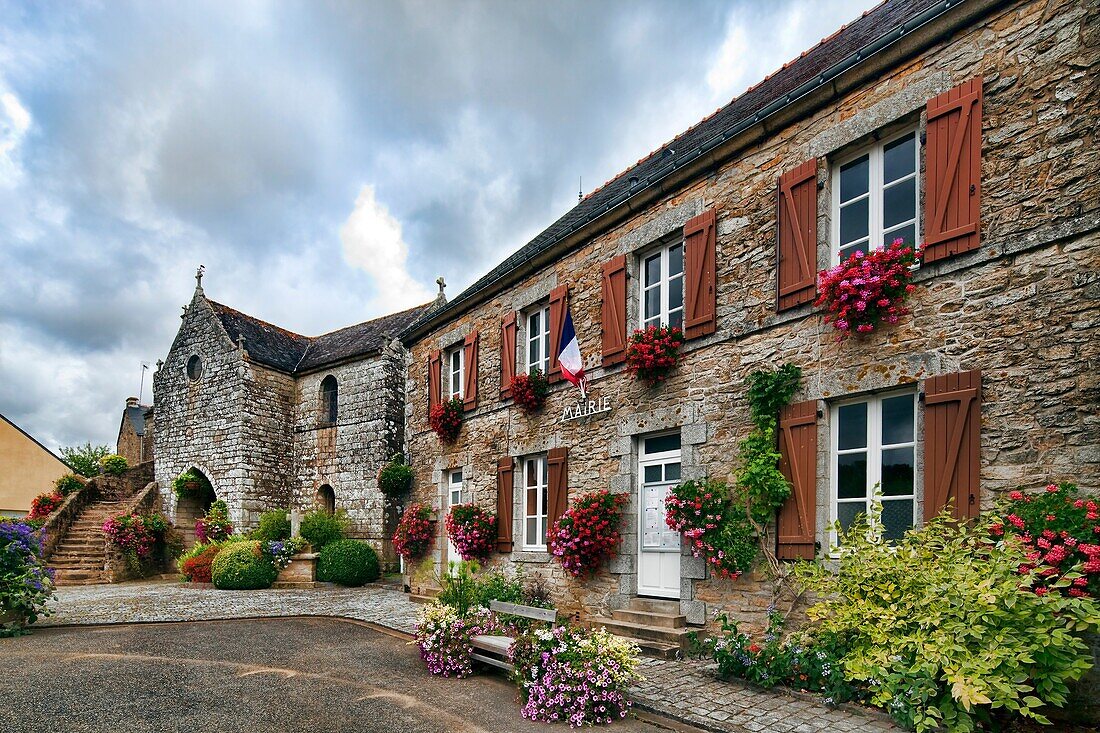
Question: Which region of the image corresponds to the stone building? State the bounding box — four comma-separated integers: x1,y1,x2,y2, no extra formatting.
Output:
153,272,431,553
115,397,154,466
400,0,1099,641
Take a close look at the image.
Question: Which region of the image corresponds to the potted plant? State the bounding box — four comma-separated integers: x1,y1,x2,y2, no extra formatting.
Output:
815,238,921,339
378,453,414,497
510,367,549,413
444,504,496,562
172,469,211,499
624,325,685,386
429,397,464,443
393,503,435,562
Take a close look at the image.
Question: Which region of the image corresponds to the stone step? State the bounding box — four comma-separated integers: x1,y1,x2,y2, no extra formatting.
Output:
53,569,105,584
613,635,683,660
611,608,686,629
50,562,105,571
588,617,694,646
627,597,682,615
409,594,436,605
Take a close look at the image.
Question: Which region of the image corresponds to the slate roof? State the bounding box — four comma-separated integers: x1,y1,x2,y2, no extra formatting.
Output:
123,405,150,436
401,0,950,340
207,300,431,374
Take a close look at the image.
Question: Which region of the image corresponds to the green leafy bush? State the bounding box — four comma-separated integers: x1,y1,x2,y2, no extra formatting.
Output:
378,454,414,497
299,509,348,549
254,510,291,541
60,442,109,478
54,474,84,496
211,541,277,590
793,511,1100,731
98,454,129,476
316,539,380,586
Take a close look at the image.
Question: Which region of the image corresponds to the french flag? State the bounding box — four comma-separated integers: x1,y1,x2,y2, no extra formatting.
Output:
557,307,587,395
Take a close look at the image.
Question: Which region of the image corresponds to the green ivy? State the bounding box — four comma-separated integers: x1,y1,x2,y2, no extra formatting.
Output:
745,363,802,427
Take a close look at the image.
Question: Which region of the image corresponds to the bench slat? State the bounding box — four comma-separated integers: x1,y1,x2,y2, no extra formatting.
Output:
470,635,514,654
470,652,514,671
488,600,557,623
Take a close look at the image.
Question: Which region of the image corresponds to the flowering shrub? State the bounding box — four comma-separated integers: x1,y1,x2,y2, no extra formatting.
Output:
815,239,920,338
263,536,308,571
445,504,496,562
0,520,54,636
103,512,169,559
195,500,234,544
98,453,129,475
415,602,500,677
429,397,464,442
510,368,549,413
378,453,414,496
54,474,84,496
172,469,212,499
549,490,627,577
178,542,222,583
27,492,64,520
993,483,1100,598
624,325,685,386
393,503,434,561
665,479,756,579
510,623,642,727
793,511,1100,732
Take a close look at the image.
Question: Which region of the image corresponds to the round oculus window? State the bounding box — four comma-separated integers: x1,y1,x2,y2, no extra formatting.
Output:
186,354,203,381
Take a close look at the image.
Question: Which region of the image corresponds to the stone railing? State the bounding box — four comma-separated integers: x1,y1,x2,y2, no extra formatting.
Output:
40,476,96,562
103,481,167,584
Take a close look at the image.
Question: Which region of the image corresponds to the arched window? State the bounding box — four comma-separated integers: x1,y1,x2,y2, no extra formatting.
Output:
316,484,336,514
187,354,203,381
320,375,338,425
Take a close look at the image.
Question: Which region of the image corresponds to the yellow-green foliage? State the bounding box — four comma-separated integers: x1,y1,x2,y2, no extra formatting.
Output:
793,512,1100,731
210,540,277,590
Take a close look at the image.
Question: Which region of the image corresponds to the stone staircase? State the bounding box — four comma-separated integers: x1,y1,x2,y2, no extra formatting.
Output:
589,598,694,659
49,500,127,586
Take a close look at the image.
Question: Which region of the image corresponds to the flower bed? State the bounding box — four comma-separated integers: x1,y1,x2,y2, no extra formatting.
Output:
549,490,627,577
415,602,501,677
429,397,464,442
510,368,549,413
394,503,434,561
103,511,175,575
445,504,496,562
195,500,234,544
511,624,642,727
815,239,920,338
179,542,222,583
27,492,64,520
624,325,684,386
0,520,54,636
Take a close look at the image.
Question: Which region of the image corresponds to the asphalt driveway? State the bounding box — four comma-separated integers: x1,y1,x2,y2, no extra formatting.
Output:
0,618,669,733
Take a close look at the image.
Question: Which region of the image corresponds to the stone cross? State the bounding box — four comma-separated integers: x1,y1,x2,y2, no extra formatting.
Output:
436,276,446,295
290,508,300,538
195,264,205,289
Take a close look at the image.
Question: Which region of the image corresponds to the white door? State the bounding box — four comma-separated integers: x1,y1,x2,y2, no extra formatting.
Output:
638,433,681,598
447,469,463,575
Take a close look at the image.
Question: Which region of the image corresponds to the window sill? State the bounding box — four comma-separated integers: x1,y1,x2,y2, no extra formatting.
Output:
512,550,551,564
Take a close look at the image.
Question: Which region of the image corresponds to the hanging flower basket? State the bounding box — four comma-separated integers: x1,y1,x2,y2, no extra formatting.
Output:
445,504,496,561
815,238,921,339
549,490,628,577
625,325,685,386
394,503,435,561
378,453,414,497
665,479,757,580
172,469,212,499
510,368,549,413
429,397,464,443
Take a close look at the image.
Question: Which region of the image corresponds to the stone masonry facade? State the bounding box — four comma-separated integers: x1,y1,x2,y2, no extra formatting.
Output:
401,0,1099,631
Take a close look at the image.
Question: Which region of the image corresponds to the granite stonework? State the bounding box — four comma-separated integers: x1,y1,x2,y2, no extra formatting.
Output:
401,0,1100,635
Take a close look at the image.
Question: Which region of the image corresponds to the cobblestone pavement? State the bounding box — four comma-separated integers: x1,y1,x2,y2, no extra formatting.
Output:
44,581,896,733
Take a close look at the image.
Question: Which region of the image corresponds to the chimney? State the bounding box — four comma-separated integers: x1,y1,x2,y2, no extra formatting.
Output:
126,396,140,408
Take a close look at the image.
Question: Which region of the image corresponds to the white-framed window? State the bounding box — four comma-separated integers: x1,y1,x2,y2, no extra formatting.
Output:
640,239,684,330
448,469,463,508
639,432,682,552
526,304,551,375
522,455,549,550
445,345,464,400
831,391,917,543
832,129,920,264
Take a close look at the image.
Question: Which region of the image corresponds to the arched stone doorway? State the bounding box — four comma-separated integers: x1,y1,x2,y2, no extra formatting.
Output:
316,484,336,514
175,467,216,547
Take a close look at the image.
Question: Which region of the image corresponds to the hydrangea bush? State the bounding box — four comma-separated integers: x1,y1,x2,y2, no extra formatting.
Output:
624,325,685,386
429,397,464,442
510,368,549,413
445,504,496,562
0,520,54,636
394,503,434,561
510,624,642,727
815,239,920,338
549,490,627,577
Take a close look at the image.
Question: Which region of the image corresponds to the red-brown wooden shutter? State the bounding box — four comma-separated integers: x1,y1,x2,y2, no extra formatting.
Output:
500,312,517,399
777,400,818,560
923,370,981,522
428,350,441,412
683,208,717,339
462,331,479,411
924,77,982,263
496,456,514,552
547,447,568,532
601,255,627,366
776,159,818,312
547,285,568,383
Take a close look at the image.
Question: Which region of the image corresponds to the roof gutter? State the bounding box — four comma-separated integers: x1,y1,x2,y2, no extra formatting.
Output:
402,0,998,343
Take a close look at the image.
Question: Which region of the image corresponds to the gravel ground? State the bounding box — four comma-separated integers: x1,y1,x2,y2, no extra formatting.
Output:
2,618,669,733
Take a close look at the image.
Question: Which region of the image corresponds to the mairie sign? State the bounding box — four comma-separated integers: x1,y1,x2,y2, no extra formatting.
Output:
561,394,612,423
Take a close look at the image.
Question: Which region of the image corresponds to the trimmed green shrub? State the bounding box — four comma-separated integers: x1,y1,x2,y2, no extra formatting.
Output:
300,509,349,549
211,541,277,590
316,539,379,586
254,510,291,541
54,474,84,496
98,454,129,476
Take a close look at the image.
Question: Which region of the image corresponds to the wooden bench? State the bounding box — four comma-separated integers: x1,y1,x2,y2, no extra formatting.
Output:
469,600,557,672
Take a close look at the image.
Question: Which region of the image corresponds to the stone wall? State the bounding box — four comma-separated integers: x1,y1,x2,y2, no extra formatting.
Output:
403,0,1100,632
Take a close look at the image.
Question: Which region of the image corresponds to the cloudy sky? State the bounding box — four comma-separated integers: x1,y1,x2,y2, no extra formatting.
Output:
0,0,877,452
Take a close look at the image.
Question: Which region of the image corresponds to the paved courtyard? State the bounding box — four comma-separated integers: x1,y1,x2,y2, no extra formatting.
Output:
41,581,898,733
